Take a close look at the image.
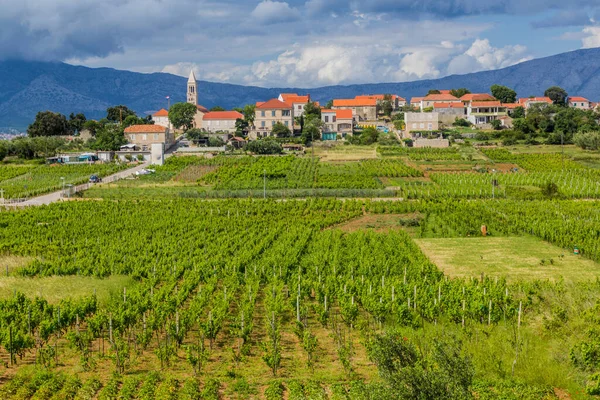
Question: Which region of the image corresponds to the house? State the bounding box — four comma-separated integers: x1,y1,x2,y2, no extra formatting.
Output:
503,103,522,115
228,136,246,149
124,124,175,151
460,93,496,105
251,99,293,139
405,112,439,137
321,109,354,140
332,98,377,121
466,101,507,125
202,111,244,134
279,94,311,117
419,94,461,111
518,97,552,109
568,97,591,110
355,94,406,111
152,109,172,130
410,97,424,109
187,70,211,129
499,116,513,129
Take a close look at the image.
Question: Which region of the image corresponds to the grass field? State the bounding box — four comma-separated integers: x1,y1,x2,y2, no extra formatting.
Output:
312,144,378,161
415,236,600,283
0,275,135,305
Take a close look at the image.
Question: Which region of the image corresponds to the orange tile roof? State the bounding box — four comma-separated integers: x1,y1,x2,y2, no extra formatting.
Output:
124,124,167,133
433,102,464,109
410,97,424,104
333,98,377,107
423,93,460,102
502,103,521,109
471,101,502,107
197,105,209,113
321,109,336,113
256,99,292,109
153,108,169,117
256,102,265,107
569,96,590,102
335,109,353,119
281,94,310,103
519,97,552,105
460,94,496,102
203,111,244,120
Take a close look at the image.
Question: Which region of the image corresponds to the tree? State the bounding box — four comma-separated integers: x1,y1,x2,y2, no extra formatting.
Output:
169,103,198,131
185,128,204,143
83,120,103,136
574,132,600,150
360,127,379,145
89,125,127,151
512,106,526,119
123,115,153,128
246,140,283,155
491,85,517,104
27,111,69,137
106,105,136,123
0,141,7,162
450,88,471,98
491,119,502,130
545,86,568,106
68,113,87,134
235,118,249,137
381,100,394,117
304,102,322,119
208,136,225,147
272,122,291,138
427,89,441,95
513,118,534,134
242,104,256,126
325,100,334,109
453,118,471,127
210,106,225,112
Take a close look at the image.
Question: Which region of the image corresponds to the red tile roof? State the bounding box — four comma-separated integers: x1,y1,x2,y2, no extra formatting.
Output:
423,94,460,102
433,102,463,109
439,90,451,94
569,96,590,102
333,98,377,107
203,111,244,120
281,94,310,103
471,101,502,107
124,124,167,133
321,109,336,113
197,105,209,113
460,93,496,102
519,97,552,105
410,97,424,104
153,109,169,117
336,109,353,119
256,99,292,109
503,103,521,109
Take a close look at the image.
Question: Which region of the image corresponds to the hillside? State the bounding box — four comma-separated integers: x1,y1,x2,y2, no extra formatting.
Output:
1,47,600,130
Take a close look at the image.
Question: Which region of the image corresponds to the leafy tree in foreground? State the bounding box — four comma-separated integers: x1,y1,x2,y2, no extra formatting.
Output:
450,88,471,98
242,104,256,126
246,140,282,155
27,111,70,137
491,85,517,104
360,127,380,145
512,106,526,119
68,113,87,134
272,122,291,138
169,102,197,131
89,125,127,151
106,105,136,123
428,89,441,95
545,86,568,106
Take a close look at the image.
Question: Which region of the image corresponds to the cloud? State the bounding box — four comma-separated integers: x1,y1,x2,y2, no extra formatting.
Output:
446,39,531,75
531,10,593,29
250,1,300,24
581,26,600,48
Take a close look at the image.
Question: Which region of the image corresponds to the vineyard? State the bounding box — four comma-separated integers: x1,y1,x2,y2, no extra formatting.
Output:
0,197,600,398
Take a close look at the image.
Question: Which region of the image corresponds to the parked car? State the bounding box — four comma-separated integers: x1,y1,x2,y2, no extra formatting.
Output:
136,169,156,176
179,141,190,148
89,175,102,183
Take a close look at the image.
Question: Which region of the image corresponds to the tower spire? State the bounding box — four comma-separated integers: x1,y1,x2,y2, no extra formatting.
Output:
187,69,198,105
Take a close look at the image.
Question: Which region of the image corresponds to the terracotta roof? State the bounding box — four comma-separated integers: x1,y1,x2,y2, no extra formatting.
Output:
355,94,400,101
256,102,265,107
314,101,320,107
423,94,460,102
124,124,167,133
433,102,463,109
321,109,336,113
335,109,353,119
197,105,209,113
256,98,292,109
519,97,552,105
153,109,169,117
503,103,521,109
460,93,496,102
333,98,377,107
203,111,244,120
439,90,451,94
281,94,310,103
398,96,406,102
569,96,590,102
471,101,503,107
410,97,424,104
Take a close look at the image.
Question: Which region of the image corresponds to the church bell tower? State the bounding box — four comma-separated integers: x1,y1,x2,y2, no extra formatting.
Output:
187,70,198,105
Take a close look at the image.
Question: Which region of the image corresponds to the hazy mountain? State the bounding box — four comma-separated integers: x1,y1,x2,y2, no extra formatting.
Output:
1,47,600,131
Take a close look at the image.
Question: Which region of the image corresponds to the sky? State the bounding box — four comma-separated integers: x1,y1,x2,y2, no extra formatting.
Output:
2,0,600,88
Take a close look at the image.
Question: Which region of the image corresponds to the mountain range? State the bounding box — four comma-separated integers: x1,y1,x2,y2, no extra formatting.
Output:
2,47,600,131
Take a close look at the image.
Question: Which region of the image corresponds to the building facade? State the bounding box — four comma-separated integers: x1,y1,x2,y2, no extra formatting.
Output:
202,111,244,134
321,109,354,140
568,97,591,110
332,98,377,121
124,125,175,150
187,70,211,129
466,102,507,125
405,112,439,136
251,99,293,139
152,109,172,129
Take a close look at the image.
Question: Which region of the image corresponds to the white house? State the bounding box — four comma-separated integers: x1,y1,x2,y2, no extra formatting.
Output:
202,111,244,134
152,109,172,129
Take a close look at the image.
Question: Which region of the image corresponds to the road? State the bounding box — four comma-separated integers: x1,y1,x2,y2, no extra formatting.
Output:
14,162,151,207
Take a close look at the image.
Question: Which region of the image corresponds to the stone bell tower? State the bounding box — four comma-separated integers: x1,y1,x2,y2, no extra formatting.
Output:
187,70,198,105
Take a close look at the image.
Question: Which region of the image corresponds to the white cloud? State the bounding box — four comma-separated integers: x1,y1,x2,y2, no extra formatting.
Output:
250,1,300,24
447,39,531,75
581,26,600,48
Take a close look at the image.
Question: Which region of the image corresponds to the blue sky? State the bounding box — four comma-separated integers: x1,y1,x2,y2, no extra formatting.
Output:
1,0,599,87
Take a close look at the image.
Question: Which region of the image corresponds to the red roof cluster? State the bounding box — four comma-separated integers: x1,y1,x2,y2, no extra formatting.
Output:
471,101,502,107
333,98,377,107
197,105,209,113
569,96,590,102
335,109,353,119
423,93,460,102
519,97,552,105
280,93,310,104
153,109,169,117
256,99,292,109
460,93,496,102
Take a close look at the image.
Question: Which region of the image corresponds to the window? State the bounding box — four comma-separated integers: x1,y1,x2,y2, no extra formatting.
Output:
282,110,291,117
261,121,265,128
284,121,289,126
412,123,417,129
261,111,265,117
142,134,147,140
272,121,276,126
324,116,329,123
420,123,424,129
333,116,337,123
271,111,276,117
153,134,159,140
297,105,302,110
428,123,432,130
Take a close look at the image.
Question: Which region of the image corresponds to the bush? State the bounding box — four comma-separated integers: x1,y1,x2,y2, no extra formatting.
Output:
208,136,225,147
136,154,145,161
574,131,600,150
491,120,502,130
541,182,560,198
246,140,283,155
453,118,471,127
